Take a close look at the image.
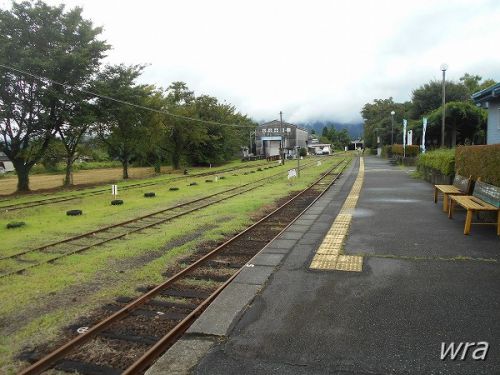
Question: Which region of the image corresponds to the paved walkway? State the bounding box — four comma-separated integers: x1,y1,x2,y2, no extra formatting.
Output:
148,156,499,375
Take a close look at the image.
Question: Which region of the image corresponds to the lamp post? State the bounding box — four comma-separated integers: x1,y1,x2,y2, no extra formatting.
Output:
390,110,395,145
440,63,448,147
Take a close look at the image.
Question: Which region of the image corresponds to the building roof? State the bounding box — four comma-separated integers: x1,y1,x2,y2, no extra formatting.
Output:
258,120,308,132
308,143,331,147
472,83,500,104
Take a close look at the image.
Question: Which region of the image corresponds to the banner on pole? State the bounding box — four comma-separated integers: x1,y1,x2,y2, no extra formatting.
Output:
403,119,407,158
111,184,118,197
407,130,413,145
287,169,297,179
421,117,427,153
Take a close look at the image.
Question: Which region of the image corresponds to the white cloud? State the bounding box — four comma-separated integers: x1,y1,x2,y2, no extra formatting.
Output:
21,0,500,123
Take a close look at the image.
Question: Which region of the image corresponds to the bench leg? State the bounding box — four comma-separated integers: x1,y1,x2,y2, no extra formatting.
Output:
434,187,438,204
448,198,454,219
464,210,473,235
443,193,449,212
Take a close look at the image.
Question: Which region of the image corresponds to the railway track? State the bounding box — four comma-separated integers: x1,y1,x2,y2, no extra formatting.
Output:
0,160,275,212
0,158,325,278
18,158,350,375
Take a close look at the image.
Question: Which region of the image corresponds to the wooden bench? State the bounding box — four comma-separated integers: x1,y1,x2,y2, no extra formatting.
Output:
448,180,500,235
434,174,472,212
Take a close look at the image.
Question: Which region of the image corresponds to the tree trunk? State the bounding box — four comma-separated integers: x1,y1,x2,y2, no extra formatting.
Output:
122,159,129,179
64,156,74,187
172,153,180,170
13,161,30,192
451,124,457,148
154,160,161,174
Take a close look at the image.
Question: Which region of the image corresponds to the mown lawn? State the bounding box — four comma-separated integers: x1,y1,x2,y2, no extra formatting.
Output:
0,155,350,374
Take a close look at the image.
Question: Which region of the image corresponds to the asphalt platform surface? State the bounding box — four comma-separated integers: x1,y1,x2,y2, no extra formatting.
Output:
148,156,499,375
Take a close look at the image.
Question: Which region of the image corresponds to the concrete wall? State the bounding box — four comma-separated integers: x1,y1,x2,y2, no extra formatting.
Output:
487,97,500,145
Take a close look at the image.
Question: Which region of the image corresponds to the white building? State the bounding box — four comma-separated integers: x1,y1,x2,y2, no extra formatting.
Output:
0,152,14,173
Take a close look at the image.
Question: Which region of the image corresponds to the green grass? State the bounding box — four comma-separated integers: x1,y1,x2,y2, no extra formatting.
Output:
0,161,293,257
0,158,269,207
0,155,350,372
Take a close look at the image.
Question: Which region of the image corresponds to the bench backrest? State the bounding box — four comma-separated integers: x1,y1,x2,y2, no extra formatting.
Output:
453,174,472,194
473,181,500,208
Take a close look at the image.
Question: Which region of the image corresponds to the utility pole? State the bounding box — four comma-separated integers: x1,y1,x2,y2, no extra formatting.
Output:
440,63,448,147
296,146,300,177
280,111,285,165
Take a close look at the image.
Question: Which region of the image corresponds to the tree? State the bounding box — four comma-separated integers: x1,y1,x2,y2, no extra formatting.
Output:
58,98,96,186
95,65,153,179
411,80,469,119
0,1,108,191
361,98,410,147
459,73,496,96
427,101,487,147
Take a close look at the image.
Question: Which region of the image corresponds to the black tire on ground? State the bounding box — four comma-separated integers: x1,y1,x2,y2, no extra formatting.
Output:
169,187,180,191
205,180,213,183
219,176,226,179
257,168,262,171
144,192,156,198
111,200,124,205
189,182,198,186
66,209,83,216
6,221,26,229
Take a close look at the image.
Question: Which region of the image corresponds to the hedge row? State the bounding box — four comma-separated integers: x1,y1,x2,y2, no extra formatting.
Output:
416,148,455,176
455,144,500,186
391,144,420,157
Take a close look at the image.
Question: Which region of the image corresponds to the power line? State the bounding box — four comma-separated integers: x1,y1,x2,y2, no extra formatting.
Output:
0,63,257,129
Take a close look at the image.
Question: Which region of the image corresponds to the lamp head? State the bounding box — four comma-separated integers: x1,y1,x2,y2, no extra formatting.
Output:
440,63,448,71
391,111,395,116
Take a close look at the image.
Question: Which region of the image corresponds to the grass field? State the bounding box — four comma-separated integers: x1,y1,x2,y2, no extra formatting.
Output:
0,155,350,374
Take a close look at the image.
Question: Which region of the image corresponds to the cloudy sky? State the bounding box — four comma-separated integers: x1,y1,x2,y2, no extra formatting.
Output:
7,0,500,123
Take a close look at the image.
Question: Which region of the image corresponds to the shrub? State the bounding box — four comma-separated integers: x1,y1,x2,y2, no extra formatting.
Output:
455,145,500,186
299,147,308,157
381,145,393,158
417,148,455,176
391,144,420,157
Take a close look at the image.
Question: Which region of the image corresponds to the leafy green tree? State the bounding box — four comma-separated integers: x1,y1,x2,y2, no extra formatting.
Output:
459,73,496,96
95,64,153,179
427,101,487,147
361,98,411,147
411,80,469,119
0,1,108,191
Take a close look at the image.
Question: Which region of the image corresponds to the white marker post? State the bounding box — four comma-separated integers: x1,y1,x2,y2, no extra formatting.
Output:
287,169,297,180
111,184,118,199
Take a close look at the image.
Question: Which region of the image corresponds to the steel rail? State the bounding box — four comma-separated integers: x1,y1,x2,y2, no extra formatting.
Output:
19,158,349,375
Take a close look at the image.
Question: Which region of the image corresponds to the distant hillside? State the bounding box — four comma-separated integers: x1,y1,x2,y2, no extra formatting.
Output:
299,121,363,139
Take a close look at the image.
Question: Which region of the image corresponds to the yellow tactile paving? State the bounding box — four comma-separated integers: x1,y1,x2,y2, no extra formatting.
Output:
309,157,365,272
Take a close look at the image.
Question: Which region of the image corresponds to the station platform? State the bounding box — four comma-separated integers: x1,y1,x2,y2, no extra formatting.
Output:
147,156,500,375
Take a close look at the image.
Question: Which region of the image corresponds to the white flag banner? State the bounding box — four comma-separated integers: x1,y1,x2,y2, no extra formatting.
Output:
407,130,413,145
421,117,427,153
403,119,407,157
317,161,322,166
111,185,118,196
287,169,297,179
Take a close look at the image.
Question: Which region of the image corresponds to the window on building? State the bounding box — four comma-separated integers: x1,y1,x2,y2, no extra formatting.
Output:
274,128,278,132
287,128,291,132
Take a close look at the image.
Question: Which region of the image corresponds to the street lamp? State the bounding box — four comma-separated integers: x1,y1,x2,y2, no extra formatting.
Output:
390,110,395,145
440,63,448,147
